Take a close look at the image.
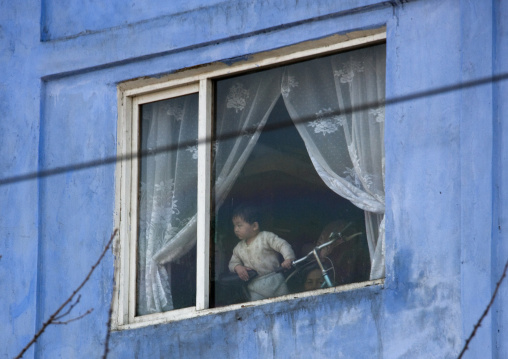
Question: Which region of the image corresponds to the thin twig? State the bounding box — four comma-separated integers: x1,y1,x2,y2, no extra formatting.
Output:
53,309,94,325
14,229,118,359
101,304,113,359
53,295,82,320
457,258,508,359
102,234,119,359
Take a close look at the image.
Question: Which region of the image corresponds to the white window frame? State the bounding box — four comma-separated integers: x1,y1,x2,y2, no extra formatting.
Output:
113,29,386,330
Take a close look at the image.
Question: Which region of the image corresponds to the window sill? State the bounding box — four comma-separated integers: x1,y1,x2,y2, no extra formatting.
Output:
113,278,384,331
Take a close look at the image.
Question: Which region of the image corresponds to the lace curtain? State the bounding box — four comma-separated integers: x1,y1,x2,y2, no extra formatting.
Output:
213,68,283,207
137,94,199,315
281,44,386,280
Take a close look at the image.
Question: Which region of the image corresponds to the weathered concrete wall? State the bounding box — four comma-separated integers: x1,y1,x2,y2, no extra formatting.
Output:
1,3,43,359
494,0,508,356
1,0,507,358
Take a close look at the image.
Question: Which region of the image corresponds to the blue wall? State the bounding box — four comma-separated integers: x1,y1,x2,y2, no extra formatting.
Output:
1,0,507,358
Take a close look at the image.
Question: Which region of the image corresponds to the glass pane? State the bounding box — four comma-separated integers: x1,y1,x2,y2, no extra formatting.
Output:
211,44,385,307
136,93,198,315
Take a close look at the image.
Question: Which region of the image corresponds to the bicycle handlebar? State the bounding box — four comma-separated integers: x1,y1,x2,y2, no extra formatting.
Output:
290,220,365,267
292,231,344,266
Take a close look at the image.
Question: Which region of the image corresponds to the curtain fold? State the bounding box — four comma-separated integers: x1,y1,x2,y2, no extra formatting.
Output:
281,44,386,280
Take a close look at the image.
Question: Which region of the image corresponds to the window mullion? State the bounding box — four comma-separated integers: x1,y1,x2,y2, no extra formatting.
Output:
196,79,212,310
116,93,133,327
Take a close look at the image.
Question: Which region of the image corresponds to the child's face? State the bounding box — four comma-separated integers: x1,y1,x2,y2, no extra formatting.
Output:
304,268,324,291
232,216,259,241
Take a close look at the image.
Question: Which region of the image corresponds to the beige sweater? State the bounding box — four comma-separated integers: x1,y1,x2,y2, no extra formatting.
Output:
228,231,295,276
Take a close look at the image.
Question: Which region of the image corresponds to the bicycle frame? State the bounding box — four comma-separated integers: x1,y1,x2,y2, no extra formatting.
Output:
289,221,364,289
292,231,343,288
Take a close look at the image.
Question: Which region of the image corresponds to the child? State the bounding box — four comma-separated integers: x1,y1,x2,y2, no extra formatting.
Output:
303,266,325,292
228,205,295,301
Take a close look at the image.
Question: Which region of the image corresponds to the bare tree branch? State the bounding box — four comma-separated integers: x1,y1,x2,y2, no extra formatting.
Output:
14,229,118,359
102,289,114,359
102,233,120,359
457,258,508,359
53,295,83,320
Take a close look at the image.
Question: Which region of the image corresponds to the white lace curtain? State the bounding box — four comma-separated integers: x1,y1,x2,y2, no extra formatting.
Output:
281,44,386,279
137,94,199,315
137,44,386,315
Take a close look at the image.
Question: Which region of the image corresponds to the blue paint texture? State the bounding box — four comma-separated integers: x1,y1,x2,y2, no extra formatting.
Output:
1,0,507,358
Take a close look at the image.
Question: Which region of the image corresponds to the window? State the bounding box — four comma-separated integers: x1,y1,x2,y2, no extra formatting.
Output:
114,30,386,328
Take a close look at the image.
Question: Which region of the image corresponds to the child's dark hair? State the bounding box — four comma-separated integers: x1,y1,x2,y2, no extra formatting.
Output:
232,205,261,226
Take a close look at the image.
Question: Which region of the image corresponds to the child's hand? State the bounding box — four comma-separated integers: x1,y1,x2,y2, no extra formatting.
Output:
234,265,252,281
281,259,293,269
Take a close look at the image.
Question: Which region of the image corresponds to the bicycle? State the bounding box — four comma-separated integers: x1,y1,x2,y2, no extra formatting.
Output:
218,222,362,296
283,222,362,289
